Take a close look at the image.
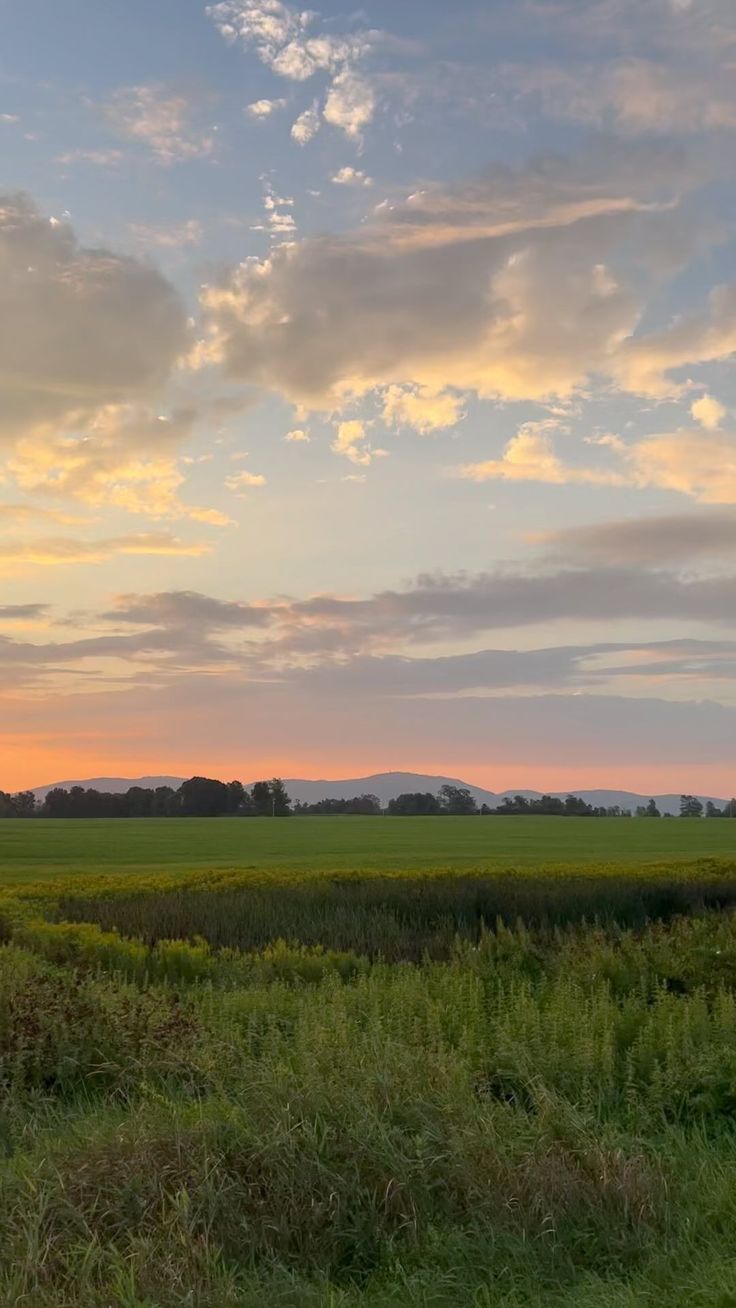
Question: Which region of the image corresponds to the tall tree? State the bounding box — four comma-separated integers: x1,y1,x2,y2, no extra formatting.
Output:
179,776,230,817
679,795,704,818
251,781,273,817
438,785,478,815
270,778,291,816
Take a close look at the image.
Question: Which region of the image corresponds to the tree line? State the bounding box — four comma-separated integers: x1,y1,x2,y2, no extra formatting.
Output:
1,778,734,818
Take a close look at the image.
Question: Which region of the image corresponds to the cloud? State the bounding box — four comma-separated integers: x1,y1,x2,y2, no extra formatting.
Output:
331,166,373,187
285,428,309,442
508,57,736,135
293,638,736,698
290,101,320,144
0,195,227,523
224,469,266,492
0,532,212,572
456,420,736,504
613,286,736,397
104,590,272,630
0,604,48,621
128,219,203,248
6,408,214,520
331,420,376,465
624,428,736,502
24,574,736,681
382,385,465,434
246,98,287,118
456,421,625,486
55,149,126,167
323,70,375,141
691,393,727,429
0,504,89,527
0,193,188,441
207,1,378,141
104,84,215,164
198,142,720,410
206,1,368,78
536,510,736,565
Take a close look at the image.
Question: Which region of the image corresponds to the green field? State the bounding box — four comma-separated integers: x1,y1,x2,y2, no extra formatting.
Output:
1,813,735,884
4,822,736,1304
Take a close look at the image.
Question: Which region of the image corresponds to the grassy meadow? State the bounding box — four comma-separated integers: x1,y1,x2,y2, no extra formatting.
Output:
0,813,734,884
3,819,736,1304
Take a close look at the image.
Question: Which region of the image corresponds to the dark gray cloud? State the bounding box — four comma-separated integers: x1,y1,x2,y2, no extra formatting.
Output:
279,568,736,646
0,192,188,440
103,590,274,630
537,511,736,566
7,573,736,700
89,569,736,668
291,639,736,697
0,604,48,620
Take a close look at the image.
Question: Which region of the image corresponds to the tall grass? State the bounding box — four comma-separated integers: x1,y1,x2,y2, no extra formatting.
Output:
4,864,736,1303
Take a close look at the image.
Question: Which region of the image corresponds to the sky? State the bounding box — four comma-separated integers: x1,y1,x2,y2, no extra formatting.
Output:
2,0,736,794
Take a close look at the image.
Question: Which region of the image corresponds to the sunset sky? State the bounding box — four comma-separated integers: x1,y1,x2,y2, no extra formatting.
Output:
2,0,736,793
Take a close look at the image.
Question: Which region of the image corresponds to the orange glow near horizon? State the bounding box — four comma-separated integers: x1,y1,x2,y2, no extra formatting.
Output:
4,742,734,799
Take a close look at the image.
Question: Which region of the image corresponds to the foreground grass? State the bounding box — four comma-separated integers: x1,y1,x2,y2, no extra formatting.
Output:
4,859,736,1303
0,814,735,885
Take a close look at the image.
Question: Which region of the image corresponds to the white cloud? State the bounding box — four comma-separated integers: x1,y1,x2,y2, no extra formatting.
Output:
456,421,626,486
323,70,376,141
459,421,736,505
614,286,736,396
225,469,267,492
382,385,465,434
691,393,727,429
258,179,298,237
625,429,736,503
285,428,310,441
207,1,367,79
331,166,373,187
105,84,215,165
207,1,378,143
290,101,320,144
246,97,287,117
331,419,374,465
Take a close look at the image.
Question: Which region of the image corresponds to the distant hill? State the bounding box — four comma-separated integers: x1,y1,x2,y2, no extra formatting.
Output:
31,776,185,801
257,772,500,809
258,773,730,817
29,771,730,816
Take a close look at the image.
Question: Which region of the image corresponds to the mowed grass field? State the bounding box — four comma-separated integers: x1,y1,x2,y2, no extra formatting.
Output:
1,813,735,885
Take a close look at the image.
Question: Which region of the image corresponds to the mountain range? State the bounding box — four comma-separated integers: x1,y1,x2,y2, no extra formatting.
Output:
29,771,732,817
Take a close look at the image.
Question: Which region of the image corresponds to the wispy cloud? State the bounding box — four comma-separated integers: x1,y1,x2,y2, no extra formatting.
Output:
128,219,203,248
104,84,215,164
0,532,212,573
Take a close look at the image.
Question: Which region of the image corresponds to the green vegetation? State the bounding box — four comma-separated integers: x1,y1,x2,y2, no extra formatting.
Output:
4,824,736,1303
1,813,736,885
